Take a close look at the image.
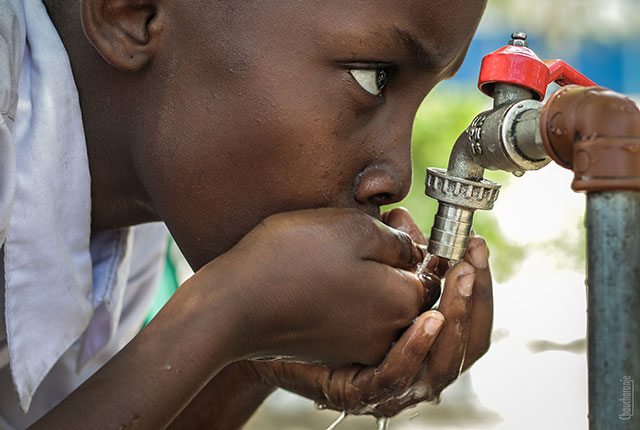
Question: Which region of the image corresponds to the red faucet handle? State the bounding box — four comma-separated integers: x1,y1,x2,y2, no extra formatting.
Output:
478,42,549,100
478,33,597,100
544,59,597,88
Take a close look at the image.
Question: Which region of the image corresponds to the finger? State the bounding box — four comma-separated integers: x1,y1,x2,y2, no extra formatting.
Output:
372,265,428,324
419,271,441,312
461,236,493,372
386,268,443,320
434,255,452,276
381,210,391,224
383,209,444,289
351,311,445,405
364,220,423,270
372,393,423,418
423,262,475,395
423,253,450,279
383,207,427,245
342,263,427,366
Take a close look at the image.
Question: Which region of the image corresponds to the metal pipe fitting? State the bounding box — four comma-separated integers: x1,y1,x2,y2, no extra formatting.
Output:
540,85,640,192
425,168,500,260
425,82,551,261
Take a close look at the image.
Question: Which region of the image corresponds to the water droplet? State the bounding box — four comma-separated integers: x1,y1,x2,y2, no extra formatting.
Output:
512,170,525,177
315,402,328,410
416,252,433,276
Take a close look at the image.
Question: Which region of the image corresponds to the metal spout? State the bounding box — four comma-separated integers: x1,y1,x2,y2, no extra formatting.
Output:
425,167,500,261
425,82,551,261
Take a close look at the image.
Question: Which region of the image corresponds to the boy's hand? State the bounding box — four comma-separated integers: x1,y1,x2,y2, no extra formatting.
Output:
209,208,437,366
246,208,493,417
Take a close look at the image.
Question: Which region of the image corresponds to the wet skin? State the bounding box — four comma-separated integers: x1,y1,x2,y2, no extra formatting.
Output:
34,0,491,428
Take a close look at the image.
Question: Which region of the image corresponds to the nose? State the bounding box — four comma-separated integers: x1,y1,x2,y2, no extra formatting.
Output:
354,161,412,207
353,102,417,209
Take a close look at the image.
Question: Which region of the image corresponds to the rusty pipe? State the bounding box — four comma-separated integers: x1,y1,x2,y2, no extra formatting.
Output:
540,85,640,192
541,86,640,429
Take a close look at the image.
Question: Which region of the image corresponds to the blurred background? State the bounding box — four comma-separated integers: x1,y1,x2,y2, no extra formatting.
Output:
152,0,640,428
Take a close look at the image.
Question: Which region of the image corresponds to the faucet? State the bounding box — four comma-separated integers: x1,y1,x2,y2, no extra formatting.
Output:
425,32,594,261
425,32,640,430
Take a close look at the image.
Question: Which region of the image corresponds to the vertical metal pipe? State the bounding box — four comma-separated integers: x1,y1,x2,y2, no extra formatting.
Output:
586,191,640,429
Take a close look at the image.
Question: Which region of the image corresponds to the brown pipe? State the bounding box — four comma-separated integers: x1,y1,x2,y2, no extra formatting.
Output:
540,85,640,192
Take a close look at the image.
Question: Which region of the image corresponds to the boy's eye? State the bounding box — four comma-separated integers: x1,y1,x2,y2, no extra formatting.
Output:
349,68,389,97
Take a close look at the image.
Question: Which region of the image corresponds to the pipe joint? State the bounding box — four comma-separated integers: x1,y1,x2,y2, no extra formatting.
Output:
540,85,640,192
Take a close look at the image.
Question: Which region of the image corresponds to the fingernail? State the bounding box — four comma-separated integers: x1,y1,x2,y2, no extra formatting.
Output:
468,238,488,269
424,316,444,335
458,273,474,297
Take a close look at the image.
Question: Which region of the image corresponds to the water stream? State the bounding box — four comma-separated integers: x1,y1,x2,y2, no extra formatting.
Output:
416,249,432,276
325,411,347,430
377,417,389,430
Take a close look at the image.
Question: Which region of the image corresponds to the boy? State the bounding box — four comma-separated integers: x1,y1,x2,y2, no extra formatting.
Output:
0,0,492,428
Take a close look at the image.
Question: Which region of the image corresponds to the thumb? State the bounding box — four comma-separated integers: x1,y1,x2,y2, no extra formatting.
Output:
363,220,424,270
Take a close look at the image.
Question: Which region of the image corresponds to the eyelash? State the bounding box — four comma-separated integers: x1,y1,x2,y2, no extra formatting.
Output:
347,64,393,97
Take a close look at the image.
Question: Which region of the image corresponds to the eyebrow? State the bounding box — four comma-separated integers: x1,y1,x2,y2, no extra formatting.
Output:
394,27,446,70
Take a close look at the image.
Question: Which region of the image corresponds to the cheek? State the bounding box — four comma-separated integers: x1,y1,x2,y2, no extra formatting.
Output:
204,66,375,207
138,73,374,267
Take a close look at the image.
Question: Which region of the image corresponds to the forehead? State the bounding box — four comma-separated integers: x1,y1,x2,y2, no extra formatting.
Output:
195,0,486,70
311,0,486,53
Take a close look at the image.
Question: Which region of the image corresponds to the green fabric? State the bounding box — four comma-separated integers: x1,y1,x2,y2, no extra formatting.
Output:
144,241,180,326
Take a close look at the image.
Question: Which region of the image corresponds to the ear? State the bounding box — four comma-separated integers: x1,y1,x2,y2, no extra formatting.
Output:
81,0,161,71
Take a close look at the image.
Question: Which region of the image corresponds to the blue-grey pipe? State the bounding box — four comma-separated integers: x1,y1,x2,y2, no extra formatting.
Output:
586,191,640,429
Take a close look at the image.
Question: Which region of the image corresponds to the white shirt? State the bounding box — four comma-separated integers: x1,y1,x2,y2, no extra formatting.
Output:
0,1,168,427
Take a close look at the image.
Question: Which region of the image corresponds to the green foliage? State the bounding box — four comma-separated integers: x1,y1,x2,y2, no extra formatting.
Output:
385,84,526,282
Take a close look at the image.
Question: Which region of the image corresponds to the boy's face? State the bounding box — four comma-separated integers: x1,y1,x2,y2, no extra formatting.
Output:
134,0,487,269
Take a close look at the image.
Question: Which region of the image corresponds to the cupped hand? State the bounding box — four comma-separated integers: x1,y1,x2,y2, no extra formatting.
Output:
205,208,436,367
246,207,493,417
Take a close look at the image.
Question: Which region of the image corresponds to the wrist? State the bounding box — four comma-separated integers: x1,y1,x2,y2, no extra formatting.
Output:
189,250,275,362
169,260,249,372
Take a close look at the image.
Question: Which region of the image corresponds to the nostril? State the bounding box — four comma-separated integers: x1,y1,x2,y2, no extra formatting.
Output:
371,192,393,206
354,167,408,206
